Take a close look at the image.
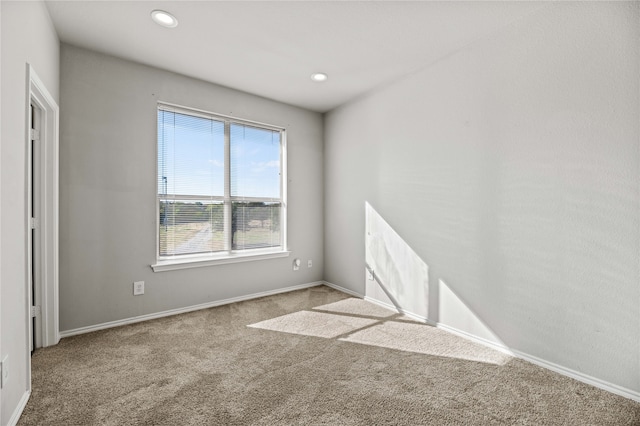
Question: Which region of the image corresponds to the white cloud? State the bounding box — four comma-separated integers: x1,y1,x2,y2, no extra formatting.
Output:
250,160,280,173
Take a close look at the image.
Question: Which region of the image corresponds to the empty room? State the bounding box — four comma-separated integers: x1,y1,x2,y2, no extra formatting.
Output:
1,1,639,424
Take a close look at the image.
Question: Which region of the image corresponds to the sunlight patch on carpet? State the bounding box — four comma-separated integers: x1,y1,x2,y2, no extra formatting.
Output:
248,311,379,338
313,298,398,318
340,321,512,365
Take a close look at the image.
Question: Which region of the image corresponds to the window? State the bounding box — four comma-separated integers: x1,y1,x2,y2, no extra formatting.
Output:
154,103,287,271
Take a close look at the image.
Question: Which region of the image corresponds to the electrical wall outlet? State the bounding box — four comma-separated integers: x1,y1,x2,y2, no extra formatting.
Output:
308,260,312,268
1,355,8,388
293,258,301,271
367,269,374,281
133,281,145,296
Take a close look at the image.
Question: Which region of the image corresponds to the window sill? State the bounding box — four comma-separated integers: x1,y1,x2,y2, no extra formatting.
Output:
151,250,291,272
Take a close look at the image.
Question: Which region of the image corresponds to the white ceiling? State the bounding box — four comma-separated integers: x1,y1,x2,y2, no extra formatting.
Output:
45,1,545,113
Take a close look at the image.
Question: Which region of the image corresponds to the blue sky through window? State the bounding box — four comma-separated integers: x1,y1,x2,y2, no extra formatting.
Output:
231,123,280,198
158,110,281,198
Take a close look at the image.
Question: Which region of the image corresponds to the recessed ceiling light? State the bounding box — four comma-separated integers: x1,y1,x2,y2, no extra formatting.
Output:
311,73,328,82
151,10,178,28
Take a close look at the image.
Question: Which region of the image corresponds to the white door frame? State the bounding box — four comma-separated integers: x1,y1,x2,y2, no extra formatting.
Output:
25,64,59,362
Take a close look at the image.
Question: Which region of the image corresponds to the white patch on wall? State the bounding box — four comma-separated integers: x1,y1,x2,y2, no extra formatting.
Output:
365,202,429,319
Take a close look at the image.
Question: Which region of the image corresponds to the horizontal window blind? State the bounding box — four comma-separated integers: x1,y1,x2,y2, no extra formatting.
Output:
157,104,285,258
158,109,225,198
232,202,281,250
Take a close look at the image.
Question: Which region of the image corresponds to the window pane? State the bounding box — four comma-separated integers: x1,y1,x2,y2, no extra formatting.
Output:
232,202,281,250
160,200,225,256
158,110,224,197
230,124,281,198
157,105,286,260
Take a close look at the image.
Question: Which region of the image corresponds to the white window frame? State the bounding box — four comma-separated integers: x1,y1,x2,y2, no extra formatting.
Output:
151,102,288,272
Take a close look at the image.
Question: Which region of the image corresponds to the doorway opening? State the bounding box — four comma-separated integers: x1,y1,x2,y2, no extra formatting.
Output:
25,64,60,367
29,102,43,352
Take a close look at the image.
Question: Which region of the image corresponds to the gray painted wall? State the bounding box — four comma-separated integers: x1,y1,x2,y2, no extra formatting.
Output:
59,45,324,332
1,1,59,423
325,2,639,394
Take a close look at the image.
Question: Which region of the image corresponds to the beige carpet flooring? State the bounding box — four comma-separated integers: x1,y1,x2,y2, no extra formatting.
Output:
19,285,640,425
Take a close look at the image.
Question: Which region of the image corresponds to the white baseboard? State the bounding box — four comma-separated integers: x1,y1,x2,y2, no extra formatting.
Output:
8,390,30,426
363,296,437,326
436,322,639,402
510,348,640,403
435,323,514,357
60,281,325,338
363,299,509,355
323,281,363,298
364,294,640,403
363,296,397,312
57,279,640,403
